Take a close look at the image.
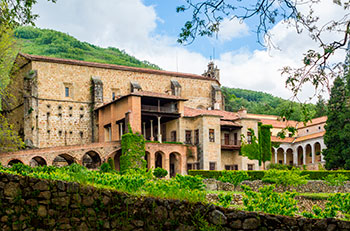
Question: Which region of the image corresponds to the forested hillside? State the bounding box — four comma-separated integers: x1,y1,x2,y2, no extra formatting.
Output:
14,26,160,70
222,87,327,121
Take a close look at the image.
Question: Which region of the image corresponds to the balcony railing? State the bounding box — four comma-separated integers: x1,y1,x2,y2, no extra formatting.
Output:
141,104,177,113
221,139,241,149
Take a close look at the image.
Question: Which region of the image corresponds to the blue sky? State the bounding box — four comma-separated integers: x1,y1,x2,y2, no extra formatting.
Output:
32,0,348,102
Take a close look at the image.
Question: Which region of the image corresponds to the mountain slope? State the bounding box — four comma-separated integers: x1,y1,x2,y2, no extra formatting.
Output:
14,26,160,70
222,87,326,121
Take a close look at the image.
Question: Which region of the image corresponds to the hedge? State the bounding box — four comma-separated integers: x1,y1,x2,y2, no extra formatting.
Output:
188,170,350,181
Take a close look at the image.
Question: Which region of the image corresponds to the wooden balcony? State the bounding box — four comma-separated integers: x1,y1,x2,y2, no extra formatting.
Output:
141,104,177,113
221,139,241,150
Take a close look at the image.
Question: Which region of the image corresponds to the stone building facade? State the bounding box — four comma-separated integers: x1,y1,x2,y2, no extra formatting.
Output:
2,53,326,172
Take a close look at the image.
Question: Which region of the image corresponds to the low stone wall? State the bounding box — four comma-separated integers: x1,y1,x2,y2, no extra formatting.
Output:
204,179,350,193
1,172,350,230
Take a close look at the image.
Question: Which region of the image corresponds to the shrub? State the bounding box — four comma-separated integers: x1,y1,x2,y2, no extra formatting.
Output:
173,174,205,190
217,193,233,208
266,163,291,170
324,174,348,186
262,169,308,187
242,185,299,217
153,168,168,178
99,162,114,173
218,170,249,186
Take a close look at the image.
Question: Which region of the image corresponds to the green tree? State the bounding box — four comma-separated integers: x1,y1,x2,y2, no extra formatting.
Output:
241,123,272,169
323,76,348,169
314,95,328,118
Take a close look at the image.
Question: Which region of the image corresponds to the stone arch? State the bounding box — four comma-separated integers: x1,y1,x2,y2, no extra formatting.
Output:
145,151,150,169
82,151,102,169
286,148,293,165
113,149,122,171
277,148,284,164
196,105,205,110
314,142,322,162
52,154,75,167
169,152,182,177
30,156,47,167
155,151,165,169
305,144,312,164
8,159,23,166
297,146,304,165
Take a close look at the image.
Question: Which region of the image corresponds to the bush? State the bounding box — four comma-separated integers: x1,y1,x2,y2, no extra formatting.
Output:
242,184,299,217
99,162,114,173
262,169,308,187
218,170,249,186
173,174,205,190
153,168,168,178
324,174,348,186
266,163,292,170
188,170,264,181
217,193,233,208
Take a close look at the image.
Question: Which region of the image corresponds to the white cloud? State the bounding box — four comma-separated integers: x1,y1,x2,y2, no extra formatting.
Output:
217,18,249,42
32,0,349,102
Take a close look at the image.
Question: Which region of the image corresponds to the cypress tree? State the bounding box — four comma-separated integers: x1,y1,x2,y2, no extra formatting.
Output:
323,76,347,169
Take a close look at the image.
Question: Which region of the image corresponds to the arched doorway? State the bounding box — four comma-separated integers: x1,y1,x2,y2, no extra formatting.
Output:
145,151,150,169
113,149,122,171
286,149,293,165
305,144,312,164
53,154,75,167
277,148,284,164
169,152,181,177
155,151,164,169
82,151,102,169
30,156,47,167
8,159,23,166
314,142,322,162
297,146,304,165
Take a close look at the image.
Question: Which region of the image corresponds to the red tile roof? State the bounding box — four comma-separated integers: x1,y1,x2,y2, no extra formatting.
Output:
259,119,298,128
271,136,295,143
220,120,242,127
298,116,327,128
294,131,325,142
19,53,220,83
184,107,239,120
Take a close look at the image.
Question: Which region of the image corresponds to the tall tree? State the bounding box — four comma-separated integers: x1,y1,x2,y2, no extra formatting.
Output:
241,123,272,169
314,95,328,118
323,76,348,169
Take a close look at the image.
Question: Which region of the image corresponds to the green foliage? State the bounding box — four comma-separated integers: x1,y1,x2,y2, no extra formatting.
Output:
218,170,249,186
266,163,292,170
173,174,205,190
324,174,348,186
107,157,115,170
14,26,160,70
217,193,233,208
99,162,114,173
120,129,146,173
0,114,25,152
153,167,168,178
222,87,323,121
240,123,272,166
262,169,308,187
324,75,350,170
242,185,299,217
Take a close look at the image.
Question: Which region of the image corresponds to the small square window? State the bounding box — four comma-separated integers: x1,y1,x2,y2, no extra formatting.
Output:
65,87,70,97
58,131,62,136
209,162,216,170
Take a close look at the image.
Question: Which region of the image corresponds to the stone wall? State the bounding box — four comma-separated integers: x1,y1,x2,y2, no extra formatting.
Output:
1,172,349,231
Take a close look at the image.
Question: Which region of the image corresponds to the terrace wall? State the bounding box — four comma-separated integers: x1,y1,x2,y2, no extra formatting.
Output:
0,172,349,230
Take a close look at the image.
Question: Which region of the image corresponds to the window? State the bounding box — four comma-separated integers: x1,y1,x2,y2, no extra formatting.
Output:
225,165,238,170
209,162,216,170
194,129,199,144
319,126,321,130
247,164,254,171
65,87,70,97
306,129,309,133
209,129,215,142
171,131,177,142
104,124,112,142
279,160,283,164
234,133,238,145
247,131,252,144
112,92,116,100
185,130,192,144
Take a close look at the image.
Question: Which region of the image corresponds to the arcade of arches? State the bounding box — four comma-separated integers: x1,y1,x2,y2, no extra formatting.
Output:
271,141,324,168
0,141,197,177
